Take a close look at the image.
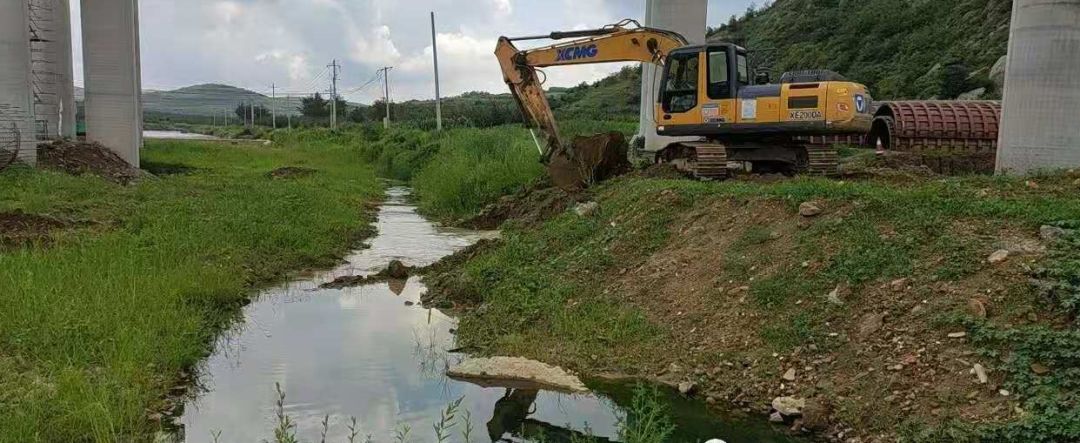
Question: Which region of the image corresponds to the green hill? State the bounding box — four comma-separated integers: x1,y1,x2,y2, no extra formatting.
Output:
709,0,1011,100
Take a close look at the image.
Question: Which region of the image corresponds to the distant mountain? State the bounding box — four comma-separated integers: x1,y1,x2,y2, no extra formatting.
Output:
75,83,362,117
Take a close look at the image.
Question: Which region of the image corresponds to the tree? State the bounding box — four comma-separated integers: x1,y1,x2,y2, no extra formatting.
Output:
299,93,330,118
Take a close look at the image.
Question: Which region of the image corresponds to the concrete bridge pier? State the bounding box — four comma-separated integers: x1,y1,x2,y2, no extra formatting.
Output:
996,0,1080,174
637,0,708,153
0,0,37,165
80,0,143,166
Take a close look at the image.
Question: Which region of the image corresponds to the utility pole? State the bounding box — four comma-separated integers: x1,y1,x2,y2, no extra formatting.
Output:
271,83,277,129
249,101,255,127
328,59,340,130
431,12,443,131
379,66,393,128
286,95,292,130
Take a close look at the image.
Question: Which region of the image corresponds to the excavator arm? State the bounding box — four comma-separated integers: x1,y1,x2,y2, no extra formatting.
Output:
496,20,688,165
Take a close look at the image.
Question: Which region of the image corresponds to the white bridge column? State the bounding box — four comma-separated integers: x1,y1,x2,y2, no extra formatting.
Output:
638,0,707,153
81,0,142,166
0,0,37,165
996,0,1080,175
29,0,75,140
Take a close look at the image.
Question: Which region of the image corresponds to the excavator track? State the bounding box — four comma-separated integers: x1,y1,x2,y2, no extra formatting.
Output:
689,146,729,180
658,143,729,180
794,135,858,176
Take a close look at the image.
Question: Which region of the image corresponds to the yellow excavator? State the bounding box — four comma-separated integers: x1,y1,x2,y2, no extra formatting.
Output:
496,19,876,189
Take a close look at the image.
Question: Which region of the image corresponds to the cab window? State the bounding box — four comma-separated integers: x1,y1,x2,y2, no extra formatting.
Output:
737,53,750,85
662,52,699,113
707,50,729,99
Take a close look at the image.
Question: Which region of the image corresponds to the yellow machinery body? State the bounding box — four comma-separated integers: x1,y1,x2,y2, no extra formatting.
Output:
496,20,874,184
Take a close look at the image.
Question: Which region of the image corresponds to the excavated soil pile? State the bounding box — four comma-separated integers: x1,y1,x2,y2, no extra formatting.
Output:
0,210,70,248
547,132,631,191
267,166,317,179
321,260,413,289
462,183,579,230
37,140,145,184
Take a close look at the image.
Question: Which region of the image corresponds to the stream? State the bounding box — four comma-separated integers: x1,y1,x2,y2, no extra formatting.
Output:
178,187,801,443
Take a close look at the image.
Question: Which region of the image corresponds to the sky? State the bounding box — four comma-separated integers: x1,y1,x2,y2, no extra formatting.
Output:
71,0,758,103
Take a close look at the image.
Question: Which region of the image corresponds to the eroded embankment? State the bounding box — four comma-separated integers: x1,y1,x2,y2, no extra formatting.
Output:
422,171,1080,442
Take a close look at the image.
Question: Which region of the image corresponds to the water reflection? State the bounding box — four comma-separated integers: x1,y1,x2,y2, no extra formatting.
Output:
179,188,800,443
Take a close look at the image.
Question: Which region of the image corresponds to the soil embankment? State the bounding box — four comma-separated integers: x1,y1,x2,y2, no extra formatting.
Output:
422,169,1080,442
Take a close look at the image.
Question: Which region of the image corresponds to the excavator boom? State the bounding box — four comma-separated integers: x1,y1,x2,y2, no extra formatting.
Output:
496,20,687,189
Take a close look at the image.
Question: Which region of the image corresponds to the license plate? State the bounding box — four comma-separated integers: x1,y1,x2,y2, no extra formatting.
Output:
789,110,823,121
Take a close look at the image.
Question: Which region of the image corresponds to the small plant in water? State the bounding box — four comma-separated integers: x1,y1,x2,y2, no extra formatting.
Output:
393,423,411,443
271,383,299,443
459,409,475,443
618,384,677,443
433,397,464,442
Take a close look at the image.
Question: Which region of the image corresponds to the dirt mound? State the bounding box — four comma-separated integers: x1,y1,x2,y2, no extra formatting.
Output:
461,184,578,230
321,260,414,289
0,210,71,248
37,140,145,184
547,132,631,191
267,167,317,179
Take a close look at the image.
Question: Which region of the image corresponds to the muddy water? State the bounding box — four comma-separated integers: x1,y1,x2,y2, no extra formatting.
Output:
180,187,800,443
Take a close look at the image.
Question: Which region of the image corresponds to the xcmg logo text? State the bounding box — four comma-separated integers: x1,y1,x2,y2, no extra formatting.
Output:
555,44,598,61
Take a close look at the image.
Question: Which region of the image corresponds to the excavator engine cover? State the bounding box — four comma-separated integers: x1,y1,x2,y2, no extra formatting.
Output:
547,132,631,191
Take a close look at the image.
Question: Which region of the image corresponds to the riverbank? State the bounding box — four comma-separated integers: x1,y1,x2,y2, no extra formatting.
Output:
0,138,382,442
423,170,1080,442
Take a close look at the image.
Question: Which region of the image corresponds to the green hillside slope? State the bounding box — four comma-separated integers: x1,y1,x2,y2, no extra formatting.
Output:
710,0,1011,100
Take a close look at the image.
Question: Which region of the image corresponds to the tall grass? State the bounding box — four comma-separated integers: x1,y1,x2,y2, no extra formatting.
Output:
0,139,382,442
412,126,545,220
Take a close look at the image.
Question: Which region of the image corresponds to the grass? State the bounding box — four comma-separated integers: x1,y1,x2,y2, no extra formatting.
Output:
0,138,382,442
426,170,1080,440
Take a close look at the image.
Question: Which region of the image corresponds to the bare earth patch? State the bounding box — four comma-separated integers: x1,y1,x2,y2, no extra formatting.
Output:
0,211,72,248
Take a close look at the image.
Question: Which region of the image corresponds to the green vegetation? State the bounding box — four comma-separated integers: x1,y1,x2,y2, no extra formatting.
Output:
427,171,1080,441
713,0,1010,99
0,138,382,442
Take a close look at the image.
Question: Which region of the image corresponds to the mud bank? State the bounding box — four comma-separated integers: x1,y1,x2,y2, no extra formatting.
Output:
421,173,1080,442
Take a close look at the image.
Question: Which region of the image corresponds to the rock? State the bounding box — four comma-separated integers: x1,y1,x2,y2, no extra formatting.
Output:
1031,363,1051,375
801,399,832,431
966,299,987,319
404,301,414,306
987,249,1010,264
706,395,718,405
856,313,885,339
973,364,989,384
769,411,785,423
782,368,797,381
447,356,588,393
799,202,823,217
1004,239,1045,255
889,278,908,292
825,286,845,305
999,389,1010,397
1074,178,1080,187
1040,225,1069,242
948,331,968,339
888,364,904,371
574,201,600,217
957,87,987,101
678,381,697,396
384,260,412,279
990,55,1007,89
772,396,806,417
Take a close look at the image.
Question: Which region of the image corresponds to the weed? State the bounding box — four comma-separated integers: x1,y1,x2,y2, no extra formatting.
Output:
271,383,299,443
433,396,464,443
618,384,677,443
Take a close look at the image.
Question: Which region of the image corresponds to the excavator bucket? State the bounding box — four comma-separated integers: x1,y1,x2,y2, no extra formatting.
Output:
546,132,631,191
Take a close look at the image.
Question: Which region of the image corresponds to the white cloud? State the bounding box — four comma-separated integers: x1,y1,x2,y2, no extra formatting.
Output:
68,0,757,100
